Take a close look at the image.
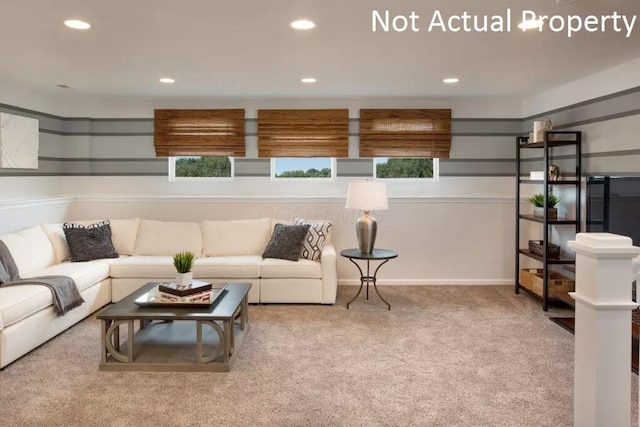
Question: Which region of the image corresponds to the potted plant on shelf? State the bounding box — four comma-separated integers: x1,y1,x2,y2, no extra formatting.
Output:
528,193,560,219
173,251,195,286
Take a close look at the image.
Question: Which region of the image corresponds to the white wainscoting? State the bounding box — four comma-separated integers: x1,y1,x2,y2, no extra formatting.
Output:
67,195,516,285
0,197,73,235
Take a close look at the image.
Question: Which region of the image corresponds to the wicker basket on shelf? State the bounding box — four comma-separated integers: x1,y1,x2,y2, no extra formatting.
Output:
520,268,574,297
520,269,534,291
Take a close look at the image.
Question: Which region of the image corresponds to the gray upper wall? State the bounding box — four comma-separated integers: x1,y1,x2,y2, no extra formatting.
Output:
523,86,640,128
521,86,640,176
1,88,639,177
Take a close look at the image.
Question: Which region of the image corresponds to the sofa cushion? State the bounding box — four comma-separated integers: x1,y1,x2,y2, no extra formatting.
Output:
202,218,271,257
109,256,175,278
43,219,140,262
0,285,55,329
0,260,110,328
133,220,202,257
23,259,111,290
108,218,141,255
294,217,332,261
193,256,262,278
260,258,322,279
110,255,263,279
262,223,310,261
0,225,56,276
63,221,119,262
41,223,70,264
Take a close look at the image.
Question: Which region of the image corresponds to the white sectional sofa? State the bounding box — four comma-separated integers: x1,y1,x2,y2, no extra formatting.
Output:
0,218,337,368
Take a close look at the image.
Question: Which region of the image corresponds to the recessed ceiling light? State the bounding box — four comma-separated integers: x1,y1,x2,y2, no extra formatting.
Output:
291,19,315,30
64,19,91,30
556,0,576,4
159,77,175,84
301,77,317,83
443,77,459,84
518,19,544,30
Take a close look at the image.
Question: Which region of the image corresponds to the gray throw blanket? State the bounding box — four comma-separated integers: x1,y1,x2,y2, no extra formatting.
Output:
0,240,84,315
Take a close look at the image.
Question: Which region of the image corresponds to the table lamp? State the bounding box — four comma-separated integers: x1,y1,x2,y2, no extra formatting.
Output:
345,180,388,254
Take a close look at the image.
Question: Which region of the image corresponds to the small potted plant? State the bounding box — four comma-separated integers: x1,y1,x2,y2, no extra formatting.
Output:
528,193,560,219
173,251,195,286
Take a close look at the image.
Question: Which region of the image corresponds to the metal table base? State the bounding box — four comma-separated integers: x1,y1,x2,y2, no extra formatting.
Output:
341,248,398,311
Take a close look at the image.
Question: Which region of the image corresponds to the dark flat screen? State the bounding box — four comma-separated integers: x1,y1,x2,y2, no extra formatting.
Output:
587,176,640,245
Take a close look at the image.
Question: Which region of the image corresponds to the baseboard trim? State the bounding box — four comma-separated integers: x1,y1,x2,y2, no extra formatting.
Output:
338,279,513,286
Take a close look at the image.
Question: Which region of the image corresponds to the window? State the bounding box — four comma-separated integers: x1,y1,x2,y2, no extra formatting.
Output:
169,156,233,180
271,158,335,179
374,158,438,179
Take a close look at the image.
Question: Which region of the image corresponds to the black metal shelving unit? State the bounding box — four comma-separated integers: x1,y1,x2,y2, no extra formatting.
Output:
515,131,582,311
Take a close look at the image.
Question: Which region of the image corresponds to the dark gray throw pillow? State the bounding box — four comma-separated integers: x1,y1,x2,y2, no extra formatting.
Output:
262,223,311,261
63,221,119,262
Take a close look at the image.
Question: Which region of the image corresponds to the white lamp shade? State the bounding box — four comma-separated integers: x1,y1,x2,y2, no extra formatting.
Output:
345,180,388,211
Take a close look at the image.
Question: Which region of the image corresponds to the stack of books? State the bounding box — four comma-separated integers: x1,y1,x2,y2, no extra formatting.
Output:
157,280,213,303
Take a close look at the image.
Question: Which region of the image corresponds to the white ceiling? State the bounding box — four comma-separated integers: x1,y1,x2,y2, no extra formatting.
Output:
0,0,639,99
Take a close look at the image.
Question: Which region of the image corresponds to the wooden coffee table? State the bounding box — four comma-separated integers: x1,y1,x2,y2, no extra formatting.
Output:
97,282,250,372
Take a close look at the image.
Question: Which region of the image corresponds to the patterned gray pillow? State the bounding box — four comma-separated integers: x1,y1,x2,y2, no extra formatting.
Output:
294,217,332,261
63,221,119,262
262,223,311,261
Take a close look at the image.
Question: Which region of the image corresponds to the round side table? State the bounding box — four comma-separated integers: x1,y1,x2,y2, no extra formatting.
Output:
340,248,398,310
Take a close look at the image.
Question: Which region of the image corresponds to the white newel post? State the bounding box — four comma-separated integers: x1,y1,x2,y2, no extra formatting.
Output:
568,233,640,427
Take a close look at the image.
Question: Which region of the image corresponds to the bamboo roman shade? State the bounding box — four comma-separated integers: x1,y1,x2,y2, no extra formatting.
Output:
359,109,452,158
154,109,246,157
257,109,349,158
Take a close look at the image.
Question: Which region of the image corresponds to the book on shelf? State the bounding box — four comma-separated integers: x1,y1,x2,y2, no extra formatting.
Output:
158,280,212,297
157,289,213,303
529,171,544,180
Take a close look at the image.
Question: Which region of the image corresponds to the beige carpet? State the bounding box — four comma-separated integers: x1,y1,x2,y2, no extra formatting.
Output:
1,285,637,427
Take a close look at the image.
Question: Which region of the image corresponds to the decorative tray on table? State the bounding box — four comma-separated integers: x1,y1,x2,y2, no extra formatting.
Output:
134,283,229,307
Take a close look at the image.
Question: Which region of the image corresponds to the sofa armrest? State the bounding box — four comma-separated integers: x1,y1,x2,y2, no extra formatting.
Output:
320,243,338,304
